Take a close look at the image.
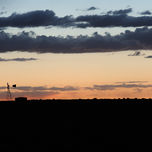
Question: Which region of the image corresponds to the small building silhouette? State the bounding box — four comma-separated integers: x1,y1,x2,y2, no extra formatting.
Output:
15,97,27,102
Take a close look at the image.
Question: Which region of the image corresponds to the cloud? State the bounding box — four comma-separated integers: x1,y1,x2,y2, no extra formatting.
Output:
145,55,152,58
0,11,7,15
87,7,98,11
49,86,79,91
0,10,74,28
0,86,79,91
0,85,78,99
140,11,152,15
2,27,152,53
128,51,142,56
0,57,37,62
0,90,58,99
86,83,152,91
116,81,148,84
107,8,132,15
1,9,152,28
76,13,152,28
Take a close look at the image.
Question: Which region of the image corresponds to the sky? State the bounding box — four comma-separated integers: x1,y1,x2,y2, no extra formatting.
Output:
1,0,152,100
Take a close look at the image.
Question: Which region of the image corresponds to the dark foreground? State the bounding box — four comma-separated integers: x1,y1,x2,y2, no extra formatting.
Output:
0,98,152,151
1,98,152,104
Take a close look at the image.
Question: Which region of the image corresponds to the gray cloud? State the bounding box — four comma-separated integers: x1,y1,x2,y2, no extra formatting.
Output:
76,14,152,28
107,8,132,15
0,11,7,15
145,55,152,58
0,57,37,62
86,83,152,91
1,9,152,28
87,7,98,11
2,27,152,53
0,10,74,28
128,51,142,56
116,81,148,84
140,11,152,15
49,86,79,91
0,86,79,91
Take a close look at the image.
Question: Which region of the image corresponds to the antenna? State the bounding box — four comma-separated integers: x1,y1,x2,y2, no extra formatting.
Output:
6,83,12,99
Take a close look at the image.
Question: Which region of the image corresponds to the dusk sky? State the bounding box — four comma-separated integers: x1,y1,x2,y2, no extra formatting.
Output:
1,0,152,100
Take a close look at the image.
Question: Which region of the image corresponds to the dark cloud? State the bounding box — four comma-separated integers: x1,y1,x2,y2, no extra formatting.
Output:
2,27,152,53
0,10,74,28
87,7,98,11
107,8,132,15
86,83,152,91
128,51,142,56
76,14,152,28
0,11,7,15
140,11,152,15
1,9,152,28
0,57,37,62
145,55,152,58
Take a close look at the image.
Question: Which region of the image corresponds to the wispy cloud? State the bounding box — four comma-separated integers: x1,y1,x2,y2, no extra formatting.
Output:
0,82,151,99
116,81,148,84
0,91,59,99
86,83,152,91
0,57,37,62
0,85,79,99
0,86,79,91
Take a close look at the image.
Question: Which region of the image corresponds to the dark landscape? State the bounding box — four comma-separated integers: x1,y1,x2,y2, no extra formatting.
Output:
0,98,152,151
1,98,152,104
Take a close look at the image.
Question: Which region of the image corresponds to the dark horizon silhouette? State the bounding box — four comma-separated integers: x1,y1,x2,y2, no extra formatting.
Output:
1,98,152,104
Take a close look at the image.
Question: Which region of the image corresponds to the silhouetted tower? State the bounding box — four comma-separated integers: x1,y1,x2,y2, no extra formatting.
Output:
6,83,12,99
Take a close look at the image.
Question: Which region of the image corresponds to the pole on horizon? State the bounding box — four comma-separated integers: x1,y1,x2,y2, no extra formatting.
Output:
6,83,12,99
6,83,16,100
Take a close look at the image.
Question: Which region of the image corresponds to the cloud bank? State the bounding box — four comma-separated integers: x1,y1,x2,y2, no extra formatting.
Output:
1,27,152,53
1,9,152,28
76,14,152,28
